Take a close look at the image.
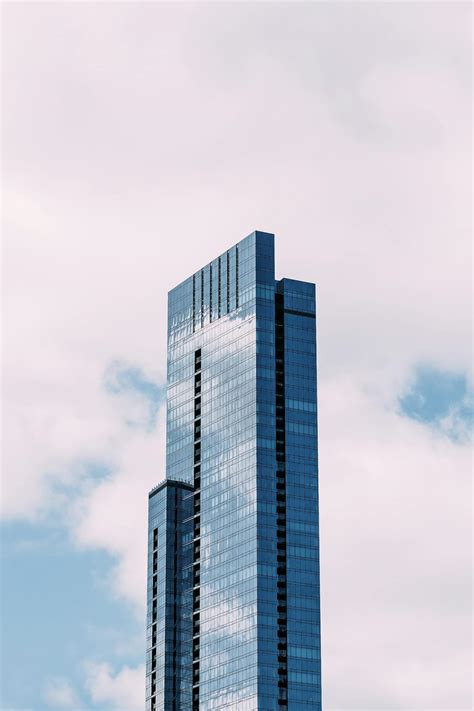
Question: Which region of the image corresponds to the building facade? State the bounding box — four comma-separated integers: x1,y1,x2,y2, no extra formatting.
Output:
146,231,321,711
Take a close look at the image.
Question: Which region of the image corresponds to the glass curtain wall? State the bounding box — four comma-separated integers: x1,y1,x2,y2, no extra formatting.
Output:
146,232,321,711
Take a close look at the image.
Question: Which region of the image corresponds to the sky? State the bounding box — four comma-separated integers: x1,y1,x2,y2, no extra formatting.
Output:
1,1,472,709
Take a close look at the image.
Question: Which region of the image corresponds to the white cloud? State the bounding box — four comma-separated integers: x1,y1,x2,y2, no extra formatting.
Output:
319,378,471,708
43,678,81,709
71,402,166,612
2,2,472,708
84,662,144,710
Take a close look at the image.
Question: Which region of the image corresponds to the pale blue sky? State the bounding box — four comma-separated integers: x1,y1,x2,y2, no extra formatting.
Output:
2,2,472,709
400,365,473,441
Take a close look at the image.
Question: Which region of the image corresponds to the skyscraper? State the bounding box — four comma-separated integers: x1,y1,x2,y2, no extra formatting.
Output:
146,232,321,711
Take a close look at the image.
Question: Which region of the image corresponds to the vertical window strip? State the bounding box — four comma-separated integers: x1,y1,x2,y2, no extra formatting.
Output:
275,290,288,706
218,256,221,318
172,488,178,711
151,524,158,710
192,348,202,711
192,274,196,334
236,245,239,308
200,269,204,329
209,264,213,323
226,252,230,313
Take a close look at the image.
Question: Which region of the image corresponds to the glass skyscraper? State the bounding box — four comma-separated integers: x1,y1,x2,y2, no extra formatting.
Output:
146,232,321,711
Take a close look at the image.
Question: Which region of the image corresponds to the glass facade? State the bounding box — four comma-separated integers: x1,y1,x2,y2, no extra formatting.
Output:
146,232,321,710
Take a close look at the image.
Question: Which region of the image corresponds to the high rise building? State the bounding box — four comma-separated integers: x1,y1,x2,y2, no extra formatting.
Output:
146,231,321,711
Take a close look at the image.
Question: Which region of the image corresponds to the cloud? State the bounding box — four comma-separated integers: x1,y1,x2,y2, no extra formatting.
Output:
2,355,165,611
2,2,472,709
44,663,145,711
104,361,164,431
319,377,471,709
71,400,166,612
43,678,81,709
84,662,144,710
1,358,163,523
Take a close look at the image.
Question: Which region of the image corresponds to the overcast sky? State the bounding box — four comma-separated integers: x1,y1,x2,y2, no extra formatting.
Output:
2,2,472,710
